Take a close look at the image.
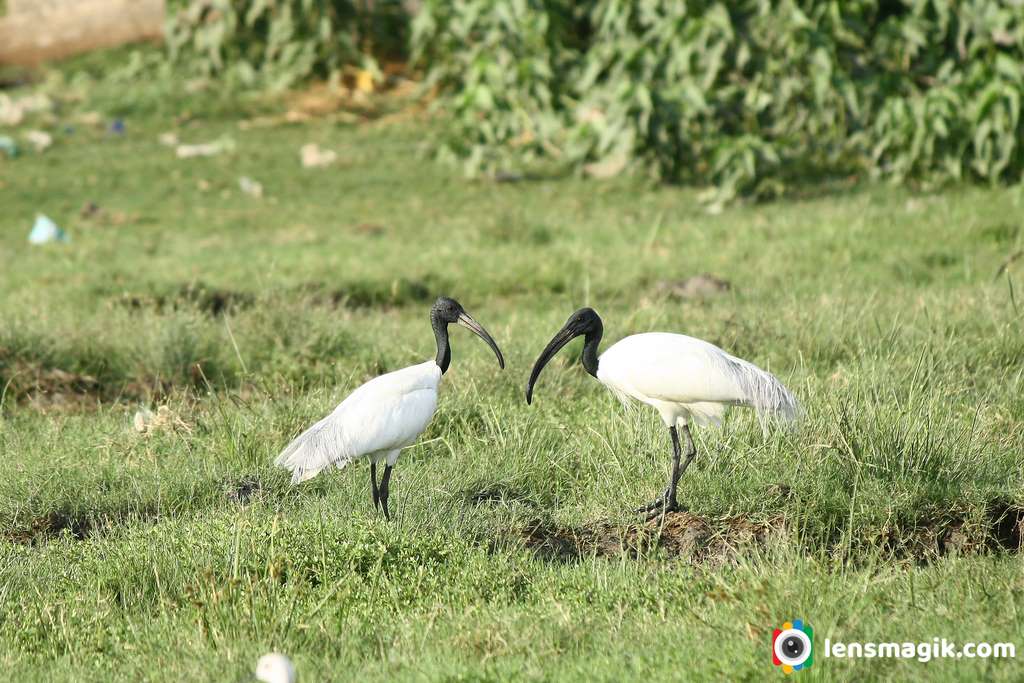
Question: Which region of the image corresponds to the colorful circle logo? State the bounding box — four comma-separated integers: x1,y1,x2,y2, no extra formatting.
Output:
772,620,814,673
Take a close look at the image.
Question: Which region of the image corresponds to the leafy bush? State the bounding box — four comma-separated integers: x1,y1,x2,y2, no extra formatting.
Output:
166,0,409,90
414,0,1024,205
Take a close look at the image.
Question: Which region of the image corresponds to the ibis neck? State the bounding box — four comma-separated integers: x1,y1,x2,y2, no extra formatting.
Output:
581,330,601,378
432,315,451,374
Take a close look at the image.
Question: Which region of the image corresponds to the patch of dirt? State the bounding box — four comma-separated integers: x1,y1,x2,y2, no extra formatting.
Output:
6,509,92,544
520,498,1024,566
0,360,173,408
354,222,386,237
847,500,1024,564
116,282,253,317
465,483,540,509
79,201,136,226
3,363,104,409
298,277,442,310
520,512,786,566
5,504,163,546
654,274,732,301
871,515,980,562
986,499,1024,552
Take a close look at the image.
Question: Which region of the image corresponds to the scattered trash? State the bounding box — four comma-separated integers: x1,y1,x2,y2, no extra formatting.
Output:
0,93,53,126
109,119,125,135
0,99,23,126
158,132,179,147
300,143,337,168
0,136,17,159
238,176,264,198
24,130,52,152
176,137,235,159
655,274,732,300
28,214,70,245
133,405,191,436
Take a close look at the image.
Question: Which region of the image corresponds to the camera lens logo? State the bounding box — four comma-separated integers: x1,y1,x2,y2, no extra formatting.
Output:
772,620,813,673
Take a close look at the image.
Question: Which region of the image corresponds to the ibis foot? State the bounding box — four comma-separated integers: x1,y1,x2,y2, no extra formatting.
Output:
635,487,671,514
645,500,683,521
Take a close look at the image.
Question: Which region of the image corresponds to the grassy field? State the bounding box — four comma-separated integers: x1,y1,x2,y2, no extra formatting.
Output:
2,59,1024,681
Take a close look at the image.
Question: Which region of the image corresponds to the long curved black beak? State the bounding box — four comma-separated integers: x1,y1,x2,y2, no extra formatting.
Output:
526,324,581,404
457,312,505,369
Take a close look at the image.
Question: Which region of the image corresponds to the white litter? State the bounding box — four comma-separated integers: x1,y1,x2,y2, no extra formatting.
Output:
24,130,53,152
239,176,264,198
300,143,337,168
176,137,235,159
28,214,70,244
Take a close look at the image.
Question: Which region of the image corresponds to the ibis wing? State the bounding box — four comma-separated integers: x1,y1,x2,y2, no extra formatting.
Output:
275,361,441,483
599,333,799,418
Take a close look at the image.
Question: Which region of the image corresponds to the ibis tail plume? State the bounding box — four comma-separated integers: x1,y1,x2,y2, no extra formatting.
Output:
526,307,799,518
275,297,504,518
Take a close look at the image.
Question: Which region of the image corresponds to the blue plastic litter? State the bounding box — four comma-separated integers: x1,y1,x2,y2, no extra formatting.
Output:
109,119,125,134
28,214,70,244
0,136,17,158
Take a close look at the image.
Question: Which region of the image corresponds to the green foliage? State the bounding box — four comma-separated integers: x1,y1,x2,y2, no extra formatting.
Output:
411,0,581,172
414,0,1024,204
166,0,408,90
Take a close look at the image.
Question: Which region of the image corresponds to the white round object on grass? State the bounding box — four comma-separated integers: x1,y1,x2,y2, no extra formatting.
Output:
256,653,296,683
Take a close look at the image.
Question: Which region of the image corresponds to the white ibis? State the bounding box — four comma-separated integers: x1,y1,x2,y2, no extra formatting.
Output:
256,653,296,683
526,308,799,518
275,297,504,518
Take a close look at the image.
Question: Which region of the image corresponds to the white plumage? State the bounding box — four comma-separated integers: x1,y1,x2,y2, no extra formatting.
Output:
527,307,799,517
275,361,441,484
596,332,800,428
274,297,504,518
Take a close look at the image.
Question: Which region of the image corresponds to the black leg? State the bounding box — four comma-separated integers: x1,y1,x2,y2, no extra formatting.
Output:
637,425,682,514
676,424,697,485
371,462,380,511
378,465,394,520
643,425,697,520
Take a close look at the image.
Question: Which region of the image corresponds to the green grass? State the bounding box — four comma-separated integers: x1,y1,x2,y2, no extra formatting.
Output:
2,55,1024,681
